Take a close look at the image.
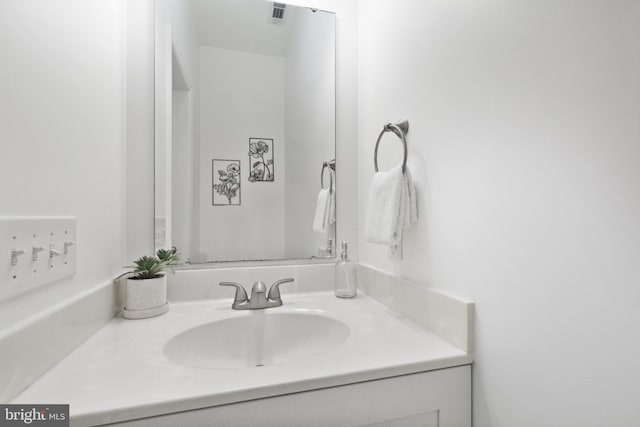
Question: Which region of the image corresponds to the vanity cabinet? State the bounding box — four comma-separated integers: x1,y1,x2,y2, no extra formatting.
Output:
108,365,471,427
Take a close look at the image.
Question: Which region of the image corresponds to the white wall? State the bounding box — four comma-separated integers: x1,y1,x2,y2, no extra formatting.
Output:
0,0,127,328
284,8,336,258
155,22,173,250
126,0,155,263
155,0,201,261
199,47,286,261
358,1,640,426
171,90,193,260
282,0,359,260
191,0,292,57
156,0,200,89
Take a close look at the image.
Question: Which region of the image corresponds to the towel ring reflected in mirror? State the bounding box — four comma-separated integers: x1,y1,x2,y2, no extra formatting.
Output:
374,119,409,174
321,159,336,190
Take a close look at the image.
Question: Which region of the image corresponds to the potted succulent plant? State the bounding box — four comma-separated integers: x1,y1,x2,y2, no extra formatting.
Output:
122,249,179,319
156,248,179,265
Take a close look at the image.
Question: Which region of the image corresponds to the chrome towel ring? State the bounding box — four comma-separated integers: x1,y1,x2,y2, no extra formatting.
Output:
321,159,336,190
374,119,409,173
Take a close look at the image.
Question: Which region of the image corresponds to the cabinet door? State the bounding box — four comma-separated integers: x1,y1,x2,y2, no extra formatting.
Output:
110,365,471,427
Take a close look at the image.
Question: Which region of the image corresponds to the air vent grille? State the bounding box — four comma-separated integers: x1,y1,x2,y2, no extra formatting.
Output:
272,2,287,24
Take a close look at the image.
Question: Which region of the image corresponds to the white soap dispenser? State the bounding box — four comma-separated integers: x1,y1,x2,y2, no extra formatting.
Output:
335,241,357,298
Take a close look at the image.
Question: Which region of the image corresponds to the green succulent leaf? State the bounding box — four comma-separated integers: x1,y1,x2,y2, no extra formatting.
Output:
131,255,166,280
157,248,180,264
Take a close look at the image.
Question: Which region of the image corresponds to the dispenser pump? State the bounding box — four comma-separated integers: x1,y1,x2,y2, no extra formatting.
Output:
335,241,357,298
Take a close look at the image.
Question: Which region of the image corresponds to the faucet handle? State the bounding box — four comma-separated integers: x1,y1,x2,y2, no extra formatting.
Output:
267,278,294,303
219,282,249,304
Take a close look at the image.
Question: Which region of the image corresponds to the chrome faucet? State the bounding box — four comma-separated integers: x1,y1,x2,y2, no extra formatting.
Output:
219,278,294,310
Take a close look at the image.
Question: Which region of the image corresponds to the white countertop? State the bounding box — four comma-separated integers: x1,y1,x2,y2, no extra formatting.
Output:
12,291,472,426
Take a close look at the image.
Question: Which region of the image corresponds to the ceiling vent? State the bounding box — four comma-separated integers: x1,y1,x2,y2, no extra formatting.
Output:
271,2,287,25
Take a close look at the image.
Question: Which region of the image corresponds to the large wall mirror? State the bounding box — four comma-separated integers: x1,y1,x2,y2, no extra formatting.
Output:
155,0,336,264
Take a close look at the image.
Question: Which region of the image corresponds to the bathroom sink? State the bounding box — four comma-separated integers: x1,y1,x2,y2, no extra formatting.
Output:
164,311,350,368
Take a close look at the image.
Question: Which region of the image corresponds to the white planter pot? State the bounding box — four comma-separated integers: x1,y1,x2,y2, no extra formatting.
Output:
123,276,169,319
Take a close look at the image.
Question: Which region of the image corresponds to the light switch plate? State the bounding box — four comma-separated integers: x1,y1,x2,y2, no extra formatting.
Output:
0,217,77,302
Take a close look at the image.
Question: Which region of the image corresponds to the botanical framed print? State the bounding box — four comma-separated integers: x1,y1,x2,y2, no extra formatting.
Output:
248,138,274,182
212,159,241,205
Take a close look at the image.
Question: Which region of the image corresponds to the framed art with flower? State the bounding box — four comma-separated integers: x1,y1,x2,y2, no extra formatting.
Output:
212,159,241,205
248,138,274,182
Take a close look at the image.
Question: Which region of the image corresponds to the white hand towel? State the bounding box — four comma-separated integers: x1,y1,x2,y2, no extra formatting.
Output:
329,169,336,225
329,189,336,225
365,165,418,249
313,188,330,233
364,165,405,245
403,167,418,226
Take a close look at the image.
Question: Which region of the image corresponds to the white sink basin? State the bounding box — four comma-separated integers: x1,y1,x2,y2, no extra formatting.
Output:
164,311,350,369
